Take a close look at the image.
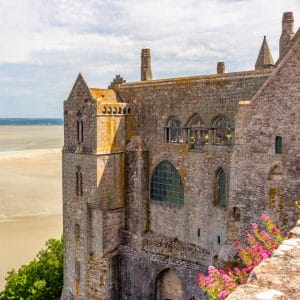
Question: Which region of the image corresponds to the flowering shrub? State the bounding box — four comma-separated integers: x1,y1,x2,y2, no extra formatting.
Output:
197,214,285,300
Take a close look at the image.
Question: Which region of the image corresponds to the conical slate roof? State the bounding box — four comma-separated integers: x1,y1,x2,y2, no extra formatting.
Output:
255,36,274,70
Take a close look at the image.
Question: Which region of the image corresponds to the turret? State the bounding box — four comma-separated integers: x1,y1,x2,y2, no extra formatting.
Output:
279,12,294,59
141,48,153,81
255,36,274,70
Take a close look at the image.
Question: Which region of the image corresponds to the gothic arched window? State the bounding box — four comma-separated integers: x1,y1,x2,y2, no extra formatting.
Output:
275,136,282,154
212,116,231,145
215,168,227,206
166,118,182,143
150,160,184,206
187,114,208,149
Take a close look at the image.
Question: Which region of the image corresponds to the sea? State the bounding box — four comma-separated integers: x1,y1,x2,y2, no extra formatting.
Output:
0,118,63,126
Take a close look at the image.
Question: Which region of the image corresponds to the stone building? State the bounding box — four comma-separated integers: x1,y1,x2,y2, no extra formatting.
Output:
62,12,300,300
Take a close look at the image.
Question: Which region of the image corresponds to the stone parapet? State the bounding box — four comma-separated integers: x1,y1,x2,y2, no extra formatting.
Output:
227,220,300,300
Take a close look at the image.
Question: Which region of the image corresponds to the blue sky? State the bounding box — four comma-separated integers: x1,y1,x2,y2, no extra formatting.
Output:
0,0,299,117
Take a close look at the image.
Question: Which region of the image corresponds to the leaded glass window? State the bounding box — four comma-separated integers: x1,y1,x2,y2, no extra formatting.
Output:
275,136,282,154
215,168,227,206
150,160,184,206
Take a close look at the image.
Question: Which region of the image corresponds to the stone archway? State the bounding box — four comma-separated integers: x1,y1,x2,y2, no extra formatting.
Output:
155,269,184,300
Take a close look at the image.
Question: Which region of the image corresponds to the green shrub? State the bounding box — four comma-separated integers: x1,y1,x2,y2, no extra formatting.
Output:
0,238,63,300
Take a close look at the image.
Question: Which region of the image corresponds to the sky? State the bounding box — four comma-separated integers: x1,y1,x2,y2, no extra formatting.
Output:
0,0,300,118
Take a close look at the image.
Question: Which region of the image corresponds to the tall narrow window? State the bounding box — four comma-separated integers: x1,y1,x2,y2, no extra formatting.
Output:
150,160,184,206
187,114,208,149
275,136,282,154
80,121,84,142
76,121,80,142
215,168,227,206
76,167,83,196
75,224,80,239
75,260,80,281
76,112,83,142
166,118,182,143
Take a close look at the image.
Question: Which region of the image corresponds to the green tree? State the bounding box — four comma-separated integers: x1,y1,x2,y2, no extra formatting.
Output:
0,238,63,300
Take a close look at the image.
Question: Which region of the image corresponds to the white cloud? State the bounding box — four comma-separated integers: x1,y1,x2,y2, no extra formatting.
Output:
0,0,300,117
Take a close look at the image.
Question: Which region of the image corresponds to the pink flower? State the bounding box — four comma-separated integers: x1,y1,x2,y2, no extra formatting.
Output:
261,214,270,222
219,290,230,300
235,241,241,247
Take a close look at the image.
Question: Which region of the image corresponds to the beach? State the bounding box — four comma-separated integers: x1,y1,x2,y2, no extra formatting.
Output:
0,125,63,289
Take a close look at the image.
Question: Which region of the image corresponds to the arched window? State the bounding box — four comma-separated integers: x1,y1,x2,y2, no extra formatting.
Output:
212,116,232,145
165,118,182,143
187,114,208,149
150,161,184,206
76,166,83,196
275,136,282,154
215,168,227,206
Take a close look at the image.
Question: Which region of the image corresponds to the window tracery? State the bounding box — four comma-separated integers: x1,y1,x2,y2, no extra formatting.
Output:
187,115,208,149
166,118,183,143
150,160,184,206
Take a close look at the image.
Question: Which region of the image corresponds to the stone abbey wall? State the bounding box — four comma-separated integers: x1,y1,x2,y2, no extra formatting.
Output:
62,12,300,300
228,36,300,245
118,71,271,255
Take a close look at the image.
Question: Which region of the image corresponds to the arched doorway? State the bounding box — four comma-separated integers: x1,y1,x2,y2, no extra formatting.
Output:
155,269,183,300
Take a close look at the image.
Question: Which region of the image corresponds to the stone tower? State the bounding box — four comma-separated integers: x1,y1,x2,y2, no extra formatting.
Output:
279,12,295,59
61,73,133,299
255,36,274,70
141,48,153,81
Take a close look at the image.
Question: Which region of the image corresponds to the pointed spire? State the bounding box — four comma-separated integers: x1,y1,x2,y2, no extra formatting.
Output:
255,36,274,70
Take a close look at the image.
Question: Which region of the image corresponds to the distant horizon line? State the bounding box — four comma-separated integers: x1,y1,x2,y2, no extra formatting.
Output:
0,117,63,119
0,118,63,125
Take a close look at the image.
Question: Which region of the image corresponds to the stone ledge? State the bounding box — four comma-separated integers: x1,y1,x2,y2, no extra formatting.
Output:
227,220,300,300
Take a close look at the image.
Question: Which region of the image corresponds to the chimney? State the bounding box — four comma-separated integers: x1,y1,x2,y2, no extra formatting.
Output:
217,62,225,74
279,12,294,59
141,49,153,81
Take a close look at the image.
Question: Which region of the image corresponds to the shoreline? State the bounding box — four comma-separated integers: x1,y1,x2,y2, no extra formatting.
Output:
0,147,62,155
0,212,62,222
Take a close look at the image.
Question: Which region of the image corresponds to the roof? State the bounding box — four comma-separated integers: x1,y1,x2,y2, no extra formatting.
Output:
255,36,274,69
121,69,273,87
89,88,118,103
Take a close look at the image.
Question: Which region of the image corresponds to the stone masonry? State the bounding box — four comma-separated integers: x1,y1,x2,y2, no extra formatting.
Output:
61,12,300,300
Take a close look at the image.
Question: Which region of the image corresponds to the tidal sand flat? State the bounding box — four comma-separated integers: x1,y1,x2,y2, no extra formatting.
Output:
0,125,63,289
